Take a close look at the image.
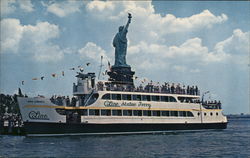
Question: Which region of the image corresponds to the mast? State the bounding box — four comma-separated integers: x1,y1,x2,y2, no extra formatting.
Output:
98,56,104,80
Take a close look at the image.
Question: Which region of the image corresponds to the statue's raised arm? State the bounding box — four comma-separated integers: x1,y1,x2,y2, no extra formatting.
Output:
113,13,132,67
124,13,132,31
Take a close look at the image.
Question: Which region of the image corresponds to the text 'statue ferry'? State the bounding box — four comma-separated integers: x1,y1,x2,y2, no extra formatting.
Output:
17,14,227,136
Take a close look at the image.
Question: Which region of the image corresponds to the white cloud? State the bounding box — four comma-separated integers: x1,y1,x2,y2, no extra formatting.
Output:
86,1,114,12
46,1,82,17
78,42,108,61
128,37,228,67
1,18,23,53
128,29,249,72
0,0,34,15
0,18,64,62
215,29,249,55
19,0,34,12
86,1,227,37
0,0,16,15
214,29,250,65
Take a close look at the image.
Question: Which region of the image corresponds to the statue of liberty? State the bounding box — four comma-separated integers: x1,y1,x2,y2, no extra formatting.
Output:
113,13,132,67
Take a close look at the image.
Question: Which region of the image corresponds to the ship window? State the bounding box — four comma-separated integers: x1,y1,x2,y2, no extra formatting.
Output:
142,95,151,101
111,94,121,100
101,110,111,116
143,110,152,116
160,96,169,102
210,112,213,116
133,95,141,101
80,109,88,116
87,93,99,105
197,112,200,116
179,111,184,117
133,110,142,116
161,111,169,116
183,111,187,117
204,113,207,116
216,112,218,116
169,97,177,102
178,111,187,117
123,110,132,116
122,94,127,100
152,111,161,116
187,111,194,117
102,93,110,100
112,110,122,116
178,97,185,103
117,94,121,100
127,95,132,100
89,109,100,116
122,94,132,100
170,111,178,117
152,96,160,102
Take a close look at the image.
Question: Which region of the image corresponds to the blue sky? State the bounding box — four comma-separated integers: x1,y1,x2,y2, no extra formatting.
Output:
0,0,249,114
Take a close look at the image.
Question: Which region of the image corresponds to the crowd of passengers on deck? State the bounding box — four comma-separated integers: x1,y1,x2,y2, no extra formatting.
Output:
97,81,200,95
50,95,77,106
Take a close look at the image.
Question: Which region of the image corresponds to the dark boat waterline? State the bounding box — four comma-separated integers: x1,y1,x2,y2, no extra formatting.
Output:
23,122,227,136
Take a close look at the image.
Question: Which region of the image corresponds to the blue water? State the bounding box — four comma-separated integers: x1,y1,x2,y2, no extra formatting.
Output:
1,118,250,158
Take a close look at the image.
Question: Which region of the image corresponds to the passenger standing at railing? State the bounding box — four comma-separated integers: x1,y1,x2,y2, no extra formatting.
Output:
167,84,170,93
139,84,143,92
182,85,186,94
171,84,175,94
195,86,198,95
192,86,195,95
71,97,77,107
176,84,179,94
187,86,190,95
66,96,70,106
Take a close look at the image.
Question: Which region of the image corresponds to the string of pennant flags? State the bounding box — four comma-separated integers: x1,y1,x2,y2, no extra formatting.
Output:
20,60,154,86
21,62,92,85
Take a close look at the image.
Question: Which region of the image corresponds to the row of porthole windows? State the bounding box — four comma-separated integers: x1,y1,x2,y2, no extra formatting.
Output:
102,93,177,102
197,112,219,116
76,109,194,117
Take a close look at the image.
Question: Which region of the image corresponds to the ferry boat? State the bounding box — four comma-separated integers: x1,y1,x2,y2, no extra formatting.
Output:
17,71,227,136
17,14,227,136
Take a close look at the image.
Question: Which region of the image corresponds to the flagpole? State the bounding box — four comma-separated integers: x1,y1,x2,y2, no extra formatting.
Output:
98,56,103,80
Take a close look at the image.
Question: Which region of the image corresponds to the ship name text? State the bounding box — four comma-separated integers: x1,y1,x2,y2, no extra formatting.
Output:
104,101,151,108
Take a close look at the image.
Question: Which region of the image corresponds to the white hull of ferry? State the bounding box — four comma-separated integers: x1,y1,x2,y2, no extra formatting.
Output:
17,92,228,136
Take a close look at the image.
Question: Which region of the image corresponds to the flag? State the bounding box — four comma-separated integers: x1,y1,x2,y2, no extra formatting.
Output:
80,68,84,72
62,71,64,76
70,68,75,70
51,73,56,77
86,63,90,66
21,81,24,85
32,78,38,80
41,76,44,80
18,88,23,97
108,61,111,71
